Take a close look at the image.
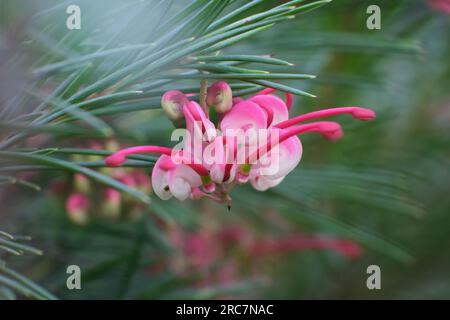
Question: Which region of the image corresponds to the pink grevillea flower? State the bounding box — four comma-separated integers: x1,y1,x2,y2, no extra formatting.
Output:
428,0,450,13
104,82,375,206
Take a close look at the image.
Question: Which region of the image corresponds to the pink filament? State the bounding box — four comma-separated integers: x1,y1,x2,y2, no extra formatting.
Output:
105,146,172,166
279,122,343,143
276,107,376,129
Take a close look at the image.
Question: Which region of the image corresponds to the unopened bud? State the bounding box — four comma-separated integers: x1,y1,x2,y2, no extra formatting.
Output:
105,140,120,152
66,192,90,225
206,81,232,113
74,173,90,193
101,188,121,219
161,90,189,127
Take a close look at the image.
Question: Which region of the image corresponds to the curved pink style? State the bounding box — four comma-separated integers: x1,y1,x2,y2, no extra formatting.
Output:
275,107,376,129
245,122,342,166
105,145,210,177
105,146,172,167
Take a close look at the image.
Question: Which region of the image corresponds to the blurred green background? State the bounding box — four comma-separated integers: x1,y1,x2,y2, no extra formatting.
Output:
0,0,449,299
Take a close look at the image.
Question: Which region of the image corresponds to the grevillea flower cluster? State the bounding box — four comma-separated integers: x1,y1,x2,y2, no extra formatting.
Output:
105,81,375,207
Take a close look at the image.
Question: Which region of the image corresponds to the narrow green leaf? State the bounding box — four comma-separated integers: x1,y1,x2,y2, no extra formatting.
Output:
207,5,292,37
155,73,315,80
198,20,286,54
245,79,317,97
0,275,46,300
121,19,283,87
0,175,41,191
0,238,42,256
279,0,332,18
208,0,267,31
156,0,209,37
194,54,293,66
181,63,269,74
0,151,152,204
34,44,152,76
0,265,58,300
68,37,195,102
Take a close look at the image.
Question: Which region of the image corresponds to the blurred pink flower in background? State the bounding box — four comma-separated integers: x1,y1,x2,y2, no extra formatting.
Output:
428,0,450,13
158,212,363,289
248,235,362,259
66,192,90,225
50,140,150,225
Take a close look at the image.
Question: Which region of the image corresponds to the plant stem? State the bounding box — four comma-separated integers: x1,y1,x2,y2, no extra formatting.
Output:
199,78,208,115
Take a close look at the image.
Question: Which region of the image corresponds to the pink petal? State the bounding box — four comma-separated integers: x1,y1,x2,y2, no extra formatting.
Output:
249,133,302,191
168,164,202,200
249,94,289,127
185,101,216,142
250,175,285,191
151,155,174,200
220,100,268,132
258,135,302,180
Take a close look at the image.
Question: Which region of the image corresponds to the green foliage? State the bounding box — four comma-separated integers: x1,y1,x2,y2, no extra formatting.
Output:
0,230,56,300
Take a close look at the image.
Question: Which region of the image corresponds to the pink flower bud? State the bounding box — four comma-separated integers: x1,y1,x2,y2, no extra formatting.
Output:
206,81,233,113
74,174,90,193
161,90,189,126
101,188,121,219
66,192,90,225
